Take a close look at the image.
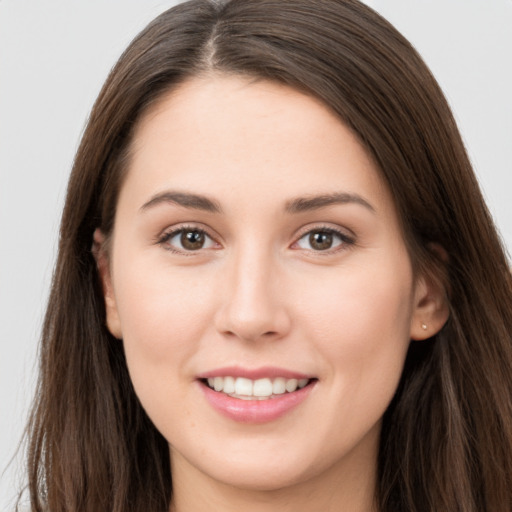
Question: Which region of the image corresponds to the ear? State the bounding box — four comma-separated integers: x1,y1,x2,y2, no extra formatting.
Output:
410,249,450,341
92,228,123,339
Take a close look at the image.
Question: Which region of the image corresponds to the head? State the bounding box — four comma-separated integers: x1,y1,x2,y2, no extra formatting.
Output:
29,1,512,512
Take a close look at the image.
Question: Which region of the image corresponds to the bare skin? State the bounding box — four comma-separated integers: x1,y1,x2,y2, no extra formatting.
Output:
95,75,448,512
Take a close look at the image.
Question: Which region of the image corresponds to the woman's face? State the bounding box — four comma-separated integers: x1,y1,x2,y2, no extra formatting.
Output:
99,76,441,493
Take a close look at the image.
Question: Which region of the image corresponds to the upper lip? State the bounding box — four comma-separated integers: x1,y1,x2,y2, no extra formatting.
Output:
196,366,313,381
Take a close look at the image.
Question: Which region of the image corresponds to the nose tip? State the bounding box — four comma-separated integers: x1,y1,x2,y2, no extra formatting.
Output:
214,258,291,343
216,294,291,343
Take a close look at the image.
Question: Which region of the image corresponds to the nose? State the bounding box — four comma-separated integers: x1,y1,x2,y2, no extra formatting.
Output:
214,246,291,343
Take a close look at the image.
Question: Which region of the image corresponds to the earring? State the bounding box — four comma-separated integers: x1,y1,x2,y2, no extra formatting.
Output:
421,323,428,331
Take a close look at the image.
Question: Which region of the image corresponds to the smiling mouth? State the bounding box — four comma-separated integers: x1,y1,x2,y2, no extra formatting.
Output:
201,376,315,400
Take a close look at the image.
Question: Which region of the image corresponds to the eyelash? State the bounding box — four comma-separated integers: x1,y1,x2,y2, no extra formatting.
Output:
293,226,355,254
156,224,355,255
157,224,219,256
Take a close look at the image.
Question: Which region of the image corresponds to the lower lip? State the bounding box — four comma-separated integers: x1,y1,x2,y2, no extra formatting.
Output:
198,380,315,424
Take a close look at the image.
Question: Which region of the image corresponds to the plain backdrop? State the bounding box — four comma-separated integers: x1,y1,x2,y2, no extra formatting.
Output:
1,1,511,509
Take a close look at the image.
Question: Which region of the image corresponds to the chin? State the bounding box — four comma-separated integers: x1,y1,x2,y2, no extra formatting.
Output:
203,459,315,492
170,434,344,494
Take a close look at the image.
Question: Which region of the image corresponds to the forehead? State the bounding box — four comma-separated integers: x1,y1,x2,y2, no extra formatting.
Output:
123,74,393,217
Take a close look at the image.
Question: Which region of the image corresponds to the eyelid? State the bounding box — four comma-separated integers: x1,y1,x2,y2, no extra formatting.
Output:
294,222,355,240
156,223,221,254
291,224,356,253
154,222,355,255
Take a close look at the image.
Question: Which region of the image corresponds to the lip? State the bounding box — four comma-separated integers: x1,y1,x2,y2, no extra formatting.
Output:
197,367,317,424
197,366,313,380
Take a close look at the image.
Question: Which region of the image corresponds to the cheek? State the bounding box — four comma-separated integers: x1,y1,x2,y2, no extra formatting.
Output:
297,255,414,392
112,255,218,390
285,256,415,458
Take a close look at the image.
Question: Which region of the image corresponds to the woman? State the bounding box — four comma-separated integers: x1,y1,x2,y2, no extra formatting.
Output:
24,1,512,511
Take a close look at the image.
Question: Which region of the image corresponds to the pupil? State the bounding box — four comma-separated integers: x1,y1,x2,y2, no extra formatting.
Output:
310,231,332,250
181,230,205,250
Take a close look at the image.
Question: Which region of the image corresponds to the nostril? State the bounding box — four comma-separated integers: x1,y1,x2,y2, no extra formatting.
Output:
214,296,292,342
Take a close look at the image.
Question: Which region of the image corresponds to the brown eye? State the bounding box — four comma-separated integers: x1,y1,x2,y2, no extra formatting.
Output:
309,231,333,250
181,230,205,250
162,228,217,252
295,228,351,252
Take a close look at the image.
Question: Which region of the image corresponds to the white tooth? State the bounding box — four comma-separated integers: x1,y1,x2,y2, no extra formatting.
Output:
285,378,298,393
213,376,224,392
223,376,236,394
207,378,215,388
235,377,253,396
253,378,273,397
272,377,286,395
298,379,309,389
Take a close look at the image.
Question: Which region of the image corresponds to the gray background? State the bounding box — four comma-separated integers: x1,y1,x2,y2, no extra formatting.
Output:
1,1,511,509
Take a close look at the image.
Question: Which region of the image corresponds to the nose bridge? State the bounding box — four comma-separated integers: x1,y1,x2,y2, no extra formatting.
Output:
216,239,289,341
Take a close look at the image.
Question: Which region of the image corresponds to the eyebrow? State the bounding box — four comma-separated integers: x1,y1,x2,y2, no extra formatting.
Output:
285,192,375,214
139,190,375,215
140,191,222,213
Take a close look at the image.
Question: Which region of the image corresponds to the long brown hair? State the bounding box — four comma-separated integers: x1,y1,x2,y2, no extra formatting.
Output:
24,1,512,511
